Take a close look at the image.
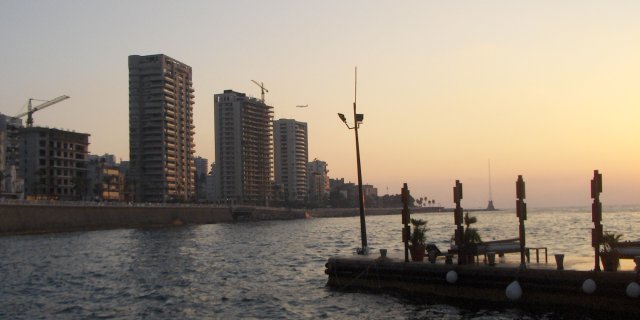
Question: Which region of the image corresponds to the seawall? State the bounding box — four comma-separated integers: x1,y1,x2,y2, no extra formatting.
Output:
0,203,306,236
0,203,440,236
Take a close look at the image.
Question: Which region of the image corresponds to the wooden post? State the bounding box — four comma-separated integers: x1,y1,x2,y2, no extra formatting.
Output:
516,175,527,268
453,180,464,264
591,170,603,271
401,183,411,262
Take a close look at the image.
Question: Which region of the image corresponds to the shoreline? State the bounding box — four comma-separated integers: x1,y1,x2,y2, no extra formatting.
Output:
0,202,495,237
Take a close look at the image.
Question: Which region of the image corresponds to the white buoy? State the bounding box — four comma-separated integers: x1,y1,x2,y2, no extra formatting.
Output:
446,270,458,284
505,280,522,301
582,278,597,294
626,282,640,298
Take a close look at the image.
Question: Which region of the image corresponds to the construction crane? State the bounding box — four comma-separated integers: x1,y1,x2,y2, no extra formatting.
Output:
15,95,70,127
251,80,268,103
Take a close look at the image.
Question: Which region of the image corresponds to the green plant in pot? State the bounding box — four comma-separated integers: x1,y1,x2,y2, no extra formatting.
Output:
600,231,622,272
409,218,428,261
462,212,482,264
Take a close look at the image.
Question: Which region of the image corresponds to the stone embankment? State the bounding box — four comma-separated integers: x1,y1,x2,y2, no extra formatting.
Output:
0,203,234,235
0,202,443,236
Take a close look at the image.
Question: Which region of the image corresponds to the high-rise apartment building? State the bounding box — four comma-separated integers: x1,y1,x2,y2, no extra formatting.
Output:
213,90,273,205
18,127,89,200
274,119,308,203
307,158,329,205
129,54,196,202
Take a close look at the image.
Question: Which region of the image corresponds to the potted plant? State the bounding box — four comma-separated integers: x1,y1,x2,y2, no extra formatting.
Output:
462,212,482,264
600,231,622,272
409,218,428,261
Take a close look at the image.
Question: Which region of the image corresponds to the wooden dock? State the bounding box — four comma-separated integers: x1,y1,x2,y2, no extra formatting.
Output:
326,255,640,316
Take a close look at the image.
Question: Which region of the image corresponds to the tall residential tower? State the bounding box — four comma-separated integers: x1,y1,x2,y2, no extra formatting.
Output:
129,54,196,202
213,90,273,205
273,119,308,204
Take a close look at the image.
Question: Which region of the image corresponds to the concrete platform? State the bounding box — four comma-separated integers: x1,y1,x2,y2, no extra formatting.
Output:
326,254,640,317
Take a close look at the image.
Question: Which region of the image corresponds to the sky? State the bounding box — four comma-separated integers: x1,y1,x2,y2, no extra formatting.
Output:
1,1,638,208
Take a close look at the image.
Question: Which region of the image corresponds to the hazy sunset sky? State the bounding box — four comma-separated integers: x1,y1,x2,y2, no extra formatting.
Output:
1,1,638,208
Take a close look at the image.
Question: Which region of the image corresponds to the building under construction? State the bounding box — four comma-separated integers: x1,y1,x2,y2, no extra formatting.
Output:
213,90,274,205
18,127,89,200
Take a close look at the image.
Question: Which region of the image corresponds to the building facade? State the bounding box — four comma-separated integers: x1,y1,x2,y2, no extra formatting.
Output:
0,114,24,195
18,127,89,200
307,158,329,206
273,119,308,204
194,156,208,202
129,54,196,202
87,154,125,202
205,162,216,202
213,90,274,205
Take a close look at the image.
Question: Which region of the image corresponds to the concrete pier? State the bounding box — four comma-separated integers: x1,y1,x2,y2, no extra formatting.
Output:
326,255,640,316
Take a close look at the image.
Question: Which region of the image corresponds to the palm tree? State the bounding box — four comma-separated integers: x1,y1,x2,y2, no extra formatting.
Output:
463,211,482,244
464,211,477,228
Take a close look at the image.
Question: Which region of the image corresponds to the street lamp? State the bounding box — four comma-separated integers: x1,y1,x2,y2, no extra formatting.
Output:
337,68,368,254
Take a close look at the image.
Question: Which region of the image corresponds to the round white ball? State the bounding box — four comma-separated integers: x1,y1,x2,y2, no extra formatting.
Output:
626,282,640,298
505,280,522,301
582,278,597,294
446,270,458,284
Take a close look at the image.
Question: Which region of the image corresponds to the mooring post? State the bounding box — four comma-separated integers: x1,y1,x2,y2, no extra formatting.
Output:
516,175,527,269
591,170,603,272
453,180,464,264
401,183,411,263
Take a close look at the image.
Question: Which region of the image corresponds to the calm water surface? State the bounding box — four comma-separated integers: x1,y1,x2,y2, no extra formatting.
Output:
1,206,639,319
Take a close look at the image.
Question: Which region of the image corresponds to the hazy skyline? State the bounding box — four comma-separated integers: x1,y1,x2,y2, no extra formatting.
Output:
1,1,638,208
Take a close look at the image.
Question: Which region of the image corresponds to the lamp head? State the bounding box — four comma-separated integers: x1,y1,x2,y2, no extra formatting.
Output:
338,113,347,123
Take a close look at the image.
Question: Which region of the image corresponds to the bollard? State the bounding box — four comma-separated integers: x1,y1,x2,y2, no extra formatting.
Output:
555,254,565,270
380,249,387,258
487,252,496,266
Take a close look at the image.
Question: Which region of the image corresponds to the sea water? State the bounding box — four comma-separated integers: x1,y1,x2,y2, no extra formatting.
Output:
1,206,639,319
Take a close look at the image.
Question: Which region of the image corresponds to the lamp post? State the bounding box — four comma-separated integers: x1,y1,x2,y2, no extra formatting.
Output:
338,68,368,254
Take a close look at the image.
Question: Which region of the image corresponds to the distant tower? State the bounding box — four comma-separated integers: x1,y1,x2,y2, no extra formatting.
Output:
129,54,196,202
307,159,330,205
486,159,496,210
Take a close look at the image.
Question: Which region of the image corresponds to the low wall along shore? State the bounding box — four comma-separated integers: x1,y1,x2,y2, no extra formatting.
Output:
0,204,304,235
0,203,423,236
0,204,238,235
